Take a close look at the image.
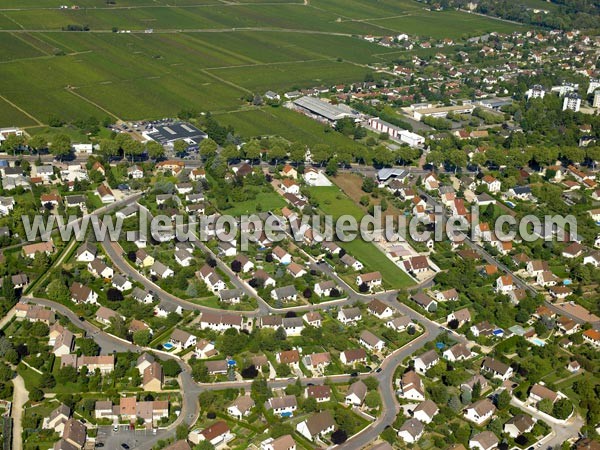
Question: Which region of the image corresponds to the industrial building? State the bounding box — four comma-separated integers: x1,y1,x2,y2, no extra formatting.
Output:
366,118,424,147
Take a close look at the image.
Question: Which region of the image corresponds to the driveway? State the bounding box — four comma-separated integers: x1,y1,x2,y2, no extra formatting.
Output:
11,374,29,450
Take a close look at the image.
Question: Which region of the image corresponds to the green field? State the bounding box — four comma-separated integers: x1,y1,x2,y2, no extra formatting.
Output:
0,0,524,126
309,186,414,289
216,107,366,150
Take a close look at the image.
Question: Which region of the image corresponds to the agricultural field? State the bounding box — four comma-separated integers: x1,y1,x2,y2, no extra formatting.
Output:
308,186,414,289
0,0,524,126
215,107,365,150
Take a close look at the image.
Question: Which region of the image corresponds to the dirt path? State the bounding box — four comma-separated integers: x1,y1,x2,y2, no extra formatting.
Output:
11,374,29,450
0,306,16,330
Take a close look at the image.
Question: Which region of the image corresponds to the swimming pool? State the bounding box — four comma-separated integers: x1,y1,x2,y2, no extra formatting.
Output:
163,342,174,350
530,338,545,347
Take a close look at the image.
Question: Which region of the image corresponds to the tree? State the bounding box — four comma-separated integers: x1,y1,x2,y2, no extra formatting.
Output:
472,382,481,399
121,138,144,161
193,442,215,450
99,139,119,158
363,376,379,390
230,260,242,273
268,143,287,164
1,133,24,154
361,177,375,193
496,389,511,410
221,144,239,164
146,141,165,160
250,378,270,403
173,139,188,154
311,144,331,165
243,140,261,161
552,398,572,419
200,138,219,159
538,398,553,414
381,427,396,444
133,329,152,346
77,338,99,356
303,396,317,412
50,134,71,160
331,429,348,444
326,158,338,176
46,278,70,301
1,276,16,303
29,388,44,402
176,424,188,440
365,391,380,408
162,359,182,377
107,288,124,301
289,143,306,162
28,135,47,152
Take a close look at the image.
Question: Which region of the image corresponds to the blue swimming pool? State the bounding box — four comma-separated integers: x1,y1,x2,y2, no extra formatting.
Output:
163,342,174,350
530,338,545,347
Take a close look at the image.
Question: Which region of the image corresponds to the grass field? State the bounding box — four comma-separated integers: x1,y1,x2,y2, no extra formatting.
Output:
215,107,365,150
309,186,414,288
0,0,524,126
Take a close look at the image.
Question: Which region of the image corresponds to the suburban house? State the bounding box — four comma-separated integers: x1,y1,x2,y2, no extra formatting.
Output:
481,357,513,381
143,362,164,392
397,371,425,401
88,259,114,279
111,274,132,292
195,339,217,359
339,348,367,366
411,293,438,312
135,249,155,268
96,184,115,203
271,285,298,302
340,254,363,271
198,312,245,332
464,399,496,425
272,246,292,264
195,421,232,447
359,330,385,352
296,411,336,442
303,311,322,328
367,299,394,319
314,280,337,297
260,435,296,450
70,282,98,304
75,243,97,262
265,395,297,417
305,385,331,403
276,350,300,369
196,265,226,293
42,404,71,434
469,431,499,450
356,271,382,290
504,414,535,438
337,307,362,325
345,380,367,406
169,329,197,350
397,418,424,443
443,343,472,362
413,400,439,424
227,395,255,420
150,261,174,278
218,289,243,304
447,308,471,326
414,350,439,373
23,241,55,258
528,383,560,405
386,315,412,331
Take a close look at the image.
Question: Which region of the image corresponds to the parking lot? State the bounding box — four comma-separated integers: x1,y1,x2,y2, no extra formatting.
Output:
94,425,164,450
